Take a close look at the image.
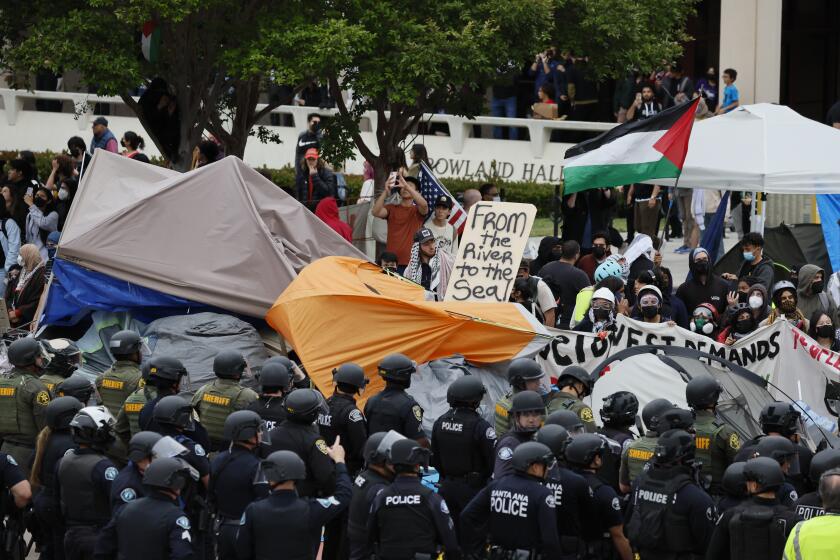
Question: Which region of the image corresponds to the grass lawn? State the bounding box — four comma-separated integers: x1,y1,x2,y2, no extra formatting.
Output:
530,217,627,237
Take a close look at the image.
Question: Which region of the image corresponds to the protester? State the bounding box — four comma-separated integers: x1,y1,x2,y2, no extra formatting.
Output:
690,303,720,339
379,252,398,273
808,311,840,351
625,84,662,122
44,155,76,193
296,148,337,210
406,144,430,179
510,278,545,324
673,186,697,253
0,202,21,284
5,159,34,202
1,185,25,235
572,274,626,329
402,228,453,300
797,264,837,325
716,68,739,115
762,281,808,331
67,136,92,178
530,236,559,276
655,267,689,329
479,183,499,202
121,131,147,160
575,287,618,334
295,113,321,181
372,175,428,269
516,260,557,327
44,231,60,278
676,247,729,314
195,139,221,167
24,187,59,261
660,63,694,108
425,195,458,257
633,285,671,324
315,197,352,242
724,280,770,327
626,182,661,239
529,48,559,103
90,116,119,154
718,304,757,344
55,177,77,230
722,232,775,292
696,67,719,112
624,234,656,303
576,231,611,282
538,240,591,328
6,244,45,326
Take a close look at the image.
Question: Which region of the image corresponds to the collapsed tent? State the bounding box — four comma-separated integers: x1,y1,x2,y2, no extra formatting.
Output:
713,223,831,276
44,150,366,324
265,256,551,402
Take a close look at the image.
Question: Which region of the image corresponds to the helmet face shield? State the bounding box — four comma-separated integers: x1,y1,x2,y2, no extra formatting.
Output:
152,435,189,460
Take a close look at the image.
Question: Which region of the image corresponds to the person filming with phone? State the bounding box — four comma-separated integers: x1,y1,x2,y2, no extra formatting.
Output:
373,172,429,273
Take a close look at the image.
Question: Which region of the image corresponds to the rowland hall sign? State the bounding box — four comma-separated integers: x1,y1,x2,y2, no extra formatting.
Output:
430,158,564,183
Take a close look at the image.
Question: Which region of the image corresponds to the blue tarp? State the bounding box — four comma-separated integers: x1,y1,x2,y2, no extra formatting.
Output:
817,195,840,274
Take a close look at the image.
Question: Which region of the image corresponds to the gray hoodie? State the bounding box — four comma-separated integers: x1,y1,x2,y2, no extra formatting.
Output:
797,264,837,325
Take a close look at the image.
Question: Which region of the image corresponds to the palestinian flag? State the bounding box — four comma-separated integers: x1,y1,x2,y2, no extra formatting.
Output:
141,21,161,64
562,97,700,194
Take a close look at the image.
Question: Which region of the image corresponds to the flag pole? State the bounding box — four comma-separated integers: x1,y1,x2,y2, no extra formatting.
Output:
658,175,679,246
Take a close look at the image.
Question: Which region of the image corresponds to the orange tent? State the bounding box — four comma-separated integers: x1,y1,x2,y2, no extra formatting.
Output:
266,257,551,401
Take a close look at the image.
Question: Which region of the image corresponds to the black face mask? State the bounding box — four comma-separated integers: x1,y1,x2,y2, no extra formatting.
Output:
737,292,750,304
551,249,563,260
592,247,606,259
593,308,611,321
641,305,659,319
817,324,835,339
311,122,320,133
812,280,824,294
33,197,47,208
693,261,710,274
734,319,754,334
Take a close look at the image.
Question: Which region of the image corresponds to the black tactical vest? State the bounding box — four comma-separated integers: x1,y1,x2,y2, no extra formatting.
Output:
376,482,438,557
626,468,695,554
433,408,482,478
347,469,389,541
58,450,112,526
729,503,794,560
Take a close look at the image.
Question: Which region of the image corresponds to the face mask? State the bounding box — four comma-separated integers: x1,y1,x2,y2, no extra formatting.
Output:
311,122,320,132
742,251,755,262
693,261,710,274
33,197,47,208
592,247,606,259
492,196,501,202
551,249,563,260
593,308,611,321
58,188,69,201
735,319,754,334
780,301,797,313
738,292,750,304
817,325,835,339
641,305,659,319
16,255,23,267
812,281,824,294
47,247,57,260
748,295,763,310
691,319,714,335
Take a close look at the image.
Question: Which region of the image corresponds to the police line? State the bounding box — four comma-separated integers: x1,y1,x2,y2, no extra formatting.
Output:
535,315,840,430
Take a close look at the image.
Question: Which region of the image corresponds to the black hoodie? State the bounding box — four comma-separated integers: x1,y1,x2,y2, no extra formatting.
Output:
675,248,730,314
531,236,560,275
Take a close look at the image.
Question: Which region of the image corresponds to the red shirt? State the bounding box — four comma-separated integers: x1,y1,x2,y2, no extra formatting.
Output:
386,204,426,265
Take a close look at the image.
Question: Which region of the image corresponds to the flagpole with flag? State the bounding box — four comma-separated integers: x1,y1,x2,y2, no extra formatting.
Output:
418,162,468,234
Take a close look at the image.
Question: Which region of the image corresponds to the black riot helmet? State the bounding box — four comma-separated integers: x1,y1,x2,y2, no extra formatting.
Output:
743,456,785,493
43,338,81,377
45,396,83,430
265,355,294,370
507,359,544,390
152,395,195,431
109,330,142,359
261,450,307,483
56,374,95,404
224,410,263,442
377,353,416,385
556,366,593,397
364,430,405,466
564,433,607,468
8,337,43,368
446,376,486,407
685,376,722,409
70,406,116,447
147,356,188,387
213,350,247,380
755,435,797,465
809,448,840,483
284,388,325,424
128,431,163,463
545,410,584,435
759,402,801,438
654,407,695,434
642,398,674,432
722,462,748,499
600,391,639,426
510,390,545,433
512,441,556,475
388,438,430,470
143,457,198,491
259,362,292,393
536,424,570,460
653,429,696,466
332,363,368,392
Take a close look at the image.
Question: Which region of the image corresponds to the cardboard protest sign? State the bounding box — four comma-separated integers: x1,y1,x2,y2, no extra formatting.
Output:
445,202,536,302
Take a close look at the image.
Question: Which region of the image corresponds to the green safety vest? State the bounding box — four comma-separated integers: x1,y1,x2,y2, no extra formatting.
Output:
191,378,258,445
784,515,840,560
623,434,658,484
0,369,50,445
96,361,142,417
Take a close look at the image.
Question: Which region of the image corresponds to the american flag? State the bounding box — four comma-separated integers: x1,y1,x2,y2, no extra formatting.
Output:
418,162,467,234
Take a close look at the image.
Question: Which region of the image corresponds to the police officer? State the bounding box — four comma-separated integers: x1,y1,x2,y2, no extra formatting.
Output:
753,435,800,506
654,406,696,434
0,337,51,471
210,410,269,560
620,398,674,493
94,457,197,560
0,451,31,559
794,448,840,520
191,350,259,451
494,358,545,438
267,388,336,498
494,390,545,479
685,376,741,496
110,431,161,514
706,457,801,560
625,429,716,559
431,376,496,542
599,391,638,448
536,424,596,558
545,409,585,435
367,438,459,559
41,338,81,395
96,330,144,417
114,361,156,443
347,432,398,560
56,406,119,560
266,355,310,390
363,354,428,446
565,434,633,560
246,360,293,430
719,462,748,514
462,441,560,558
318,363,369,475
545,365,596,432
236,447,351,560
56,373,95,404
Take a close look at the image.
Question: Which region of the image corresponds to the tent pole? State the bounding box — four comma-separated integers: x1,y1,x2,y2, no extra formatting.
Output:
659,177,679,245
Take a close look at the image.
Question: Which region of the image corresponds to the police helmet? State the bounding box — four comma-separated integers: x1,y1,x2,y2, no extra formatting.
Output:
56,374,95,404
556,366,593,397
364,430,405,466
755,435,797,465
388,438,430,468
722,462,748,498
223,410,263,442
653,429,695,465
143,457,197,491
213,350,247,380
45,396,83,430
128,431,163,463
809,448,840,483
685,376,721,409
642,398,675,431
743,456,785,493
507,359,544,389
536,424,570,460
70,406,116,446
109,330,142,358
653,407,695,433
332,363,368,390
152,395,195,430
545,410,584,435
147,356,188,383
265,355,294,370
446,376,486,406
377,353,416,383
509,391,545,434
261,450,307,482
599,391,639,426
284,388,325,424
759,402,801,437
564,433,607,468
43,338,81,377
259,362,292,392
511,441,555,474
8,337,43,367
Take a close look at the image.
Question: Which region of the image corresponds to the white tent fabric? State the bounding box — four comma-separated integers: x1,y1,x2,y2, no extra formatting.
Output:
58,151,367,318
643,103,840,193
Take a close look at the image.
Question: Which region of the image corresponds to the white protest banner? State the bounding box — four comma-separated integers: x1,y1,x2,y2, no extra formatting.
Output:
445,201,536,302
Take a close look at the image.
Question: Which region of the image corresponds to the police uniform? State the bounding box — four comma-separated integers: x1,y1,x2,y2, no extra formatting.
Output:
620,433,658,488
40,372,66,396
210,445,269,560
493,391,515,438
191,379,259,451
363,387,425,440
109,463,145,515
96,361,143,418
367,476,460,559
236,463,352,560
347,468,391,560
246,395,287,431
138,396,211,451
0,367,50,470
625,465,717,558
705,496,801,560
94,491,194,560
544,466,596,558
56,448,119,560
693,409,741,495
33,430,75,560
545,392,596,433
267,421,336,498
431,406,496,540
577,470,624,558
461,471,561,558
0,453,27,557
318,393,368,475
114,384,156,443
736,436,813,496
794,491,824,521
493,432,533,480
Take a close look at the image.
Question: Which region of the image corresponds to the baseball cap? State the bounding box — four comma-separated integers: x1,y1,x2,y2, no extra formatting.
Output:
304,148,319,159
93,116,109,127
414,228,435,244
434,195,453,209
